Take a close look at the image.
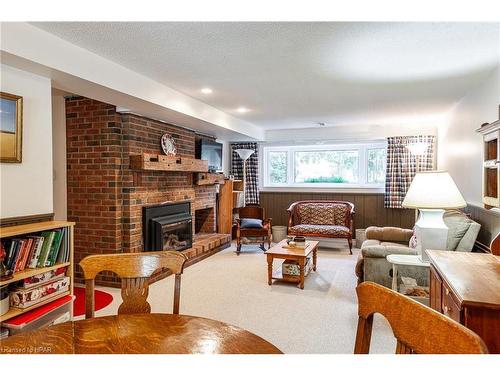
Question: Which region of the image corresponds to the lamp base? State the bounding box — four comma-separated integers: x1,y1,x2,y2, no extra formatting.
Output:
415,209,448,262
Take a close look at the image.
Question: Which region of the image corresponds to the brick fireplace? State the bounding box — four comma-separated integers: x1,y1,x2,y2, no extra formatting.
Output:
66,97,228,287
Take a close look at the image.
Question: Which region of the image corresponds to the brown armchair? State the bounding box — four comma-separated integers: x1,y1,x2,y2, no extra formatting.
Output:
287,200,355,254
236,206,272,255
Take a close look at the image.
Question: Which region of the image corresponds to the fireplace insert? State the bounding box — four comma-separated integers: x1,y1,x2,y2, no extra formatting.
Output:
143,201,192,252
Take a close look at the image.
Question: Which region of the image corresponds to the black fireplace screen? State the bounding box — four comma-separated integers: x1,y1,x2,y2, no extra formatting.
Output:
153,217,192,251
143,201,192,251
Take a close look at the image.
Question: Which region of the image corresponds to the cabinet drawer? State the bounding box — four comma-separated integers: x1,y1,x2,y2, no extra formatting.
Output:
441,282,462,323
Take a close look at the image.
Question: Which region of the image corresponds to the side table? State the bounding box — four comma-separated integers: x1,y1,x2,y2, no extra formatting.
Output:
386,254,430,304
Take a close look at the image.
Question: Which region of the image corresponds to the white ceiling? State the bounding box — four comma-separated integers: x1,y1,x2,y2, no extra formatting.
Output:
32,22,500,130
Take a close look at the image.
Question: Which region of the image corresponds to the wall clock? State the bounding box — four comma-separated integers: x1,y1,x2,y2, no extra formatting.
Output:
160,133,177,156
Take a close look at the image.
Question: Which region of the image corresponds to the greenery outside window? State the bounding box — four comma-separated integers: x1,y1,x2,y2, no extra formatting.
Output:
263,142,386,189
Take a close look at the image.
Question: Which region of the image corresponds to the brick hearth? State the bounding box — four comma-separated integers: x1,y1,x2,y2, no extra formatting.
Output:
66,97,228,287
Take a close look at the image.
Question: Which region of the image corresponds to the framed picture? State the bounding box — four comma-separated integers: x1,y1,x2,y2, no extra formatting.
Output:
0,92,23,163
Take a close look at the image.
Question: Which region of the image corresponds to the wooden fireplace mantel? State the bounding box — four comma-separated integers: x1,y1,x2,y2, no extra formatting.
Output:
130,153,208,172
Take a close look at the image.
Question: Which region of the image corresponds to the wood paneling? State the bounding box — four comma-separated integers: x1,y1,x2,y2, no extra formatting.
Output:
260,192,415,237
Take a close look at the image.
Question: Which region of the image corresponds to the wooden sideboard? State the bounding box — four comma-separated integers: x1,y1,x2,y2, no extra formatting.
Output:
427,250,500,353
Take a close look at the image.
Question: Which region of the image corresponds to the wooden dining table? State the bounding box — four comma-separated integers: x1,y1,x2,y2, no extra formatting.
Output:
0,313,282,354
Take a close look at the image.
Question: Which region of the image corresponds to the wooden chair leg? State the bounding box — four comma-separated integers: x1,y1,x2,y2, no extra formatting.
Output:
173,274,181,314
354,315,373,354
347,237,353,255
85,279,95,319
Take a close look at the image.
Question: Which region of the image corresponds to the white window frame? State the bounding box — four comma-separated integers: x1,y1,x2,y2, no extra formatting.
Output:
262,141,387,191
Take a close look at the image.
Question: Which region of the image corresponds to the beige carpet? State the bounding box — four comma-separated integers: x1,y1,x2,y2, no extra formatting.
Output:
87,242,396,353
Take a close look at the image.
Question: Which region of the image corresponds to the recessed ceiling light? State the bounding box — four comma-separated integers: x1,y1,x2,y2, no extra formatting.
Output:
237,107,249,113
200,87,213,94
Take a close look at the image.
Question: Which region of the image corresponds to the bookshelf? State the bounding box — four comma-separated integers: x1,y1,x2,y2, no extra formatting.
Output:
0,220,75,322
477,116,500,208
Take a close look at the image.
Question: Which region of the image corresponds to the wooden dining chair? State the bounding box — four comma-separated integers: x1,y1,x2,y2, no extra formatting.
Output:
79,251,187,319
354,281,488,354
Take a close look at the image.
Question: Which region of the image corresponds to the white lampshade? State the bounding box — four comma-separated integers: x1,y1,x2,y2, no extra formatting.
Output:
402,171,466,209
234,149,254,161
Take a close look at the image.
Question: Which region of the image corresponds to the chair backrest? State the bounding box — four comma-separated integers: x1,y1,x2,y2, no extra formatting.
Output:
354,282,488,354
287,200,354,227
79,251,187,319
239,206,265,220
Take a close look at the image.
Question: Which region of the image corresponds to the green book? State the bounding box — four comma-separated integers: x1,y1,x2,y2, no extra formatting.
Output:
46,230,63,266
37,231,55,268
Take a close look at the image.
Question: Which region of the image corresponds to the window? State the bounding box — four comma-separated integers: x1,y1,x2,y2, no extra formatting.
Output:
294,150,359,183
263,142,386,189
367,148,387,184
268,151,287,184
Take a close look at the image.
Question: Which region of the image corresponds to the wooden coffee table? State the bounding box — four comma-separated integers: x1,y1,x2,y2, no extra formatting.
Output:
266,239,319,289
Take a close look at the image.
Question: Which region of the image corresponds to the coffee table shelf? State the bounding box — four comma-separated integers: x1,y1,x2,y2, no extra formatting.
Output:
266,240,319,289
272,266,312,283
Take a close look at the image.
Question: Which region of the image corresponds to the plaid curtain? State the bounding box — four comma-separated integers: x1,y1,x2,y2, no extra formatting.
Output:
384,135,435,208
230,142,259,205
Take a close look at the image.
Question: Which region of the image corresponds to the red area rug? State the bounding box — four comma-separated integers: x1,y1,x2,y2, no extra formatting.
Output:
73,287,114,317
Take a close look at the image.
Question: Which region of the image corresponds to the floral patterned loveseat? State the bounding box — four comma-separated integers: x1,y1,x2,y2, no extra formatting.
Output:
287,200,355,254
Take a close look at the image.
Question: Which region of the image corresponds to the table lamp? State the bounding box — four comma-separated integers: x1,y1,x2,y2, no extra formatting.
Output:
234,149,255,206
402,171,466,262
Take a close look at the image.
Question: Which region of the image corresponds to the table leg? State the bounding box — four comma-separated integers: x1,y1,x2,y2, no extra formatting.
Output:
392,264,398,291
267,254,273,286
312,247,317,272
299,257,305,289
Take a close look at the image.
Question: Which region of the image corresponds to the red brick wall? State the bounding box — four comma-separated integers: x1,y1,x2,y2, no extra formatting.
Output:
66,98,217,287
66,98,123,286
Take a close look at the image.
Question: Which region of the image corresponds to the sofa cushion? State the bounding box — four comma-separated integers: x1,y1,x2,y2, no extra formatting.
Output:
240,218,264,229
361,239,410,249
289,224,350,237
296,203,347,226
446,221,471,250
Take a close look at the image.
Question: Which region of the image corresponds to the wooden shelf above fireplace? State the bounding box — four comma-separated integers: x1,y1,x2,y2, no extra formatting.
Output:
195,172,225,185
130,153,208,172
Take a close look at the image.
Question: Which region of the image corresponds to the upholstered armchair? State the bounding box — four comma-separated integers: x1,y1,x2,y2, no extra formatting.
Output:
287,200,355,254
236,206,272,254
355,210,481,288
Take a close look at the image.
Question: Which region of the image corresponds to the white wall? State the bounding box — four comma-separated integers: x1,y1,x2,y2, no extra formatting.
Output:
265,123,439,144
52,91,67,220
438,66,500,206
0,65,53,218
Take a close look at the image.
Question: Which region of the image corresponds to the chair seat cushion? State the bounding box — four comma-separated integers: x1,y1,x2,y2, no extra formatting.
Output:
289,224,350,237
240,218,264,229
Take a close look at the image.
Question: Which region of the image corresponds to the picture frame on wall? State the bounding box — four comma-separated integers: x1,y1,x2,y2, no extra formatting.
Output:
0,92,23,163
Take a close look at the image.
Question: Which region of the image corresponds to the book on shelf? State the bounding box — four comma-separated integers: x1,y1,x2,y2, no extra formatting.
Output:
0,227,70,274
45,229,63,267
37,231,55,267
27,236,44,268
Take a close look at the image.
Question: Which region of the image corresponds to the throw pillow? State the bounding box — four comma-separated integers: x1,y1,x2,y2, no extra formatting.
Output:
240,218,264,229
447,222,471,250
409,228,417,249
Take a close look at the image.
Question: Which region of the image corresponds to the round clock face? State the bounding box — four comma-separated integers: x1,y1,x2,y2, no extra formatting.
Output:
160,133,177,156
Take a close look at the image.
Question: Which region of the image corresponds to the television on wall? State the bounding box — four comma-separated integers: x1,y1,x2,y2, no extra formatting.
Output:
197,139,223,172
